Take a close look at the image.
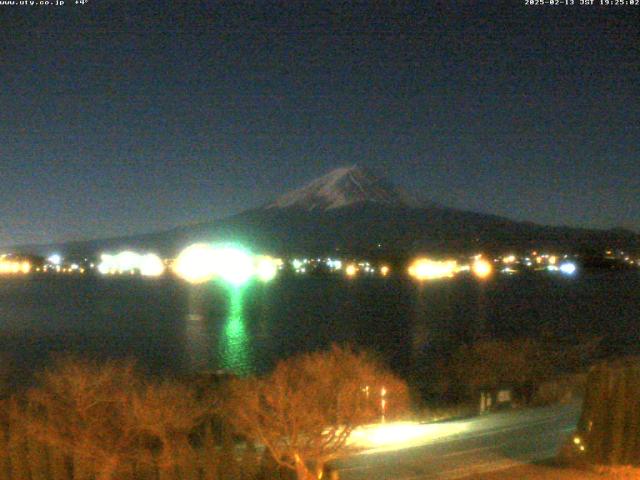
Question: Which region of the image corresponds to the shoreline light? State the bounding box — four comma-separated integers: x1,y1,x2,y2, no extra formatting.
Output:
115,251,140,273
0,259,31,275
255,256,278,282
173,244,218,284
212,247,254,286
139,253,165,277
47,254,62,266
98,251,166,277
502,255,516,264
97,254,114,275
408,258,457,281
472,258,493,279
345,264,358,277
174,243,273,286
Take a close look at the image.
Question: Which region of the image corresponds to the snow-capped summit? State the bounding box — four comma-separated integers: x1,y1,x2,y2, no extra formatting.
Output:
266,166,413,211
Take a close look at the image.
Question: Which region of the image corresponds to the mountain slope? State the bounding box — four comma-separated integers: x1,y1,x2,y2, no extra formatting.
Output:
266,166,416,210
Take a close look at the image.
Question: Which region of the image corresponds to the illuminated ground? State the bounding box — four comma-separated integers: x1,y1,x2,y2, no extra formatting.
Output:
336,402,582,480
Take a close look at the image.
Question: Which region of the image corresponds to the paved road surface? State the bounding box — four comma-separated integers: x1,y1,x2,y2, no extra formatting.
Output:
335,402,581,480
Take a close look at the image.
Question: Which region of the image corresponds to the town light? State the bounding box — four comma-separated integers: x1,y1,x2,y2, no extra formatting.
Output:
327,259,342,271
255,255,278,282
212,247,254,286
115,251,140,273
139,253,165,277
173,243,218,284
96,251,165,277
47,254,62,266
0,259,31,275
502,255,516,264
472,258,493,279
408,258,457,281
345,264,358,277
97,254,114,275
560,262,577,275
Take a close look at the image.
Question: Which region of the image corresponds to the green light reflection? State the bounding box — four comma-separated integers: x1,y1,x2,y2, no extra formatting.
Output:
220,285,253,375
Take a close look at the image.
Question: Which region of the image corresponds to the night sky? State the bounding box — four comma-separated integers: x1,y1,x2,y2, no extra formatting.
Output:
1,1,638,246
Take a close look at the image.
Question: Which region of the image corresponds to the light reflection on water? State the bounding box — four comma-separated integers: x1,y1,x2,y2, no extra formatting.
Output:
219,286,252,375
184,284,253,375
0,272,639,382
179,272,640,378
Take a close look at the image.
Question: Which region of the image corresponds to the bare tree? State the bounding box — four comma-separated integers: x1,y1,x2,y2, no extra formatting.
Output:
223,345,409,480
25,356,210,480
26,357,144,480
130,379,212,478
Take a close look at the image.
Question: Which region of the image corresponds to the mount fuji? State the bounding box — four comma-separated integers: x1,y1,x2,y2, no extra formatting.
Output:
13,166,639,258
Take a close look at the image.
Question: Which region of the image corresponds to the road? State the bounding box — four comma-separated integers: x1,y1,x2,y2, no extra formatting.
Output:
335,401,582,480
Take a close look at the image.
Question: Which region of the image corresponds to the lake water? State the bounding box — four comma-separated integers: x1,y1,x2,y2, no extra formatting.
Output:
0,271,639,386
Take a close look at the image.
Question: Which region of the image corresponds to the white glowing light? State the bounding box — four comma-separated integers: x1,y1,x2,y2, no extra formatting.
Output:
47,254,62,266
327,259,343,270
139,253,165,277
173,244,218,284
98,254,115,275
115,251,140,272
98,251,157,275
255,256,278,282
560,262,577,275
211,247,254,286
